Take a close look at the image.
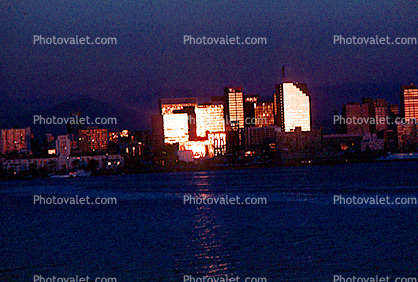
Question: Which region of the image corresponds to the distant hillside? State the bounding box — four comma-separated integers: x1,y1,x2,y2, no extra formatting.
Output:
0,97,148,140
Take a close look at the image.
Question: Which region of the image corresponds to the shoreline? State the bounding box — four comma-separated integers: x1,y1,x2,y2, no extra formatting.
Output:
2,156,417,181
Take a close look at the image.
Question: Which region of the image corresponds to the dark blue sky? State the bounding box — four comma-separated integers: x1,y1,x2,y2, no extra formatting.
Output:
1,0,417,130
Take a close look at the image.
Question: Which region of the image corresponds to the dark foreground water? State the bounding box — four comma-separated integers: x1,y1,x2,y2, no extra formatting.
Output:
1,161,417,281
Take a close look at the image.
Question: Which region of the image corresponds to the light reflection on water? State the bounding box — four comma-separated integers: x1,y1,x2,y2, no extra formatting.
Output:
188,172,232,277
1,162,417,280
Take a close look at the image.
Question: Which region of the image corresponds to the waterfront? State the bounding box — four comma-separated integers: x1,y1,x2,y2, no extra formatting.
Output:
1,161,417,281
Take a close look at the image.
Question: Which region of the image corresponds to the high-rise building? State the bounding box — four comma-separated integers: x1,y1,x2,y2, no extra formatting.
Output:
160,98,198,115
0,127,31,155
175,107,197,140
244,95,259,127
195,104,225,138
342,98,376,135
163,113,189,144
254,100,275,127
400,84,418,123
160,98,198,144
374,99,389,132
273,83,311,132
78,128,108,152
66,112,83,135
224,87,244,131
342,103,372,135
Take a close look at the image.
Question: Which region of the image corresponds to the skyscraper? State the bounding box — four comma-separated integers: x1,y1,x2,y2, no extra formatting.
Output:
273,83,311,132
224,87,244,131
342,102,373,135
254,100,275,127
243,95,259,127
195,104,225,138
374,99,389,132
162,113,189,144
159,98,198,144
400,84,418,123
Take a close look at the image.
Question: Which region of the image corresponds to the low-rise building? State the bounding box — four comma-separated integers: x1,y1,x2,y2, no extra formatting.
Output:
361,133,385,151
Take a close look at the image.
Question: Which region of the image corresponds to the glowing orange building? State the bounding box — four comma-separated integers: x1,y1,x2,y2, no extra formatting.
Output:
401,84,418,123
273,83,311,132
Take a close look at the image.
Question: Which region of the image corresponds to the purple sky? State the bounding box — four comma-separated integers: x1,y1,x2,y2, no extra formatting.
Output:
1,0,417,130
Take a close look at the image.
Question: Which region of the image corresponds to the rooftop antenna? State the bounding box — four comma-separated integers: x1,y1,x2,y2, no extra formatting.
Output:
281,65,285,82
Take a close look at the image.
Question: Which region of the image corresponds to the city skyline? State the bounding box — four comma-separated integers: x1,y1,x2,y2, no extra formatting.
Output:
1,82,417,163
2,1,417,280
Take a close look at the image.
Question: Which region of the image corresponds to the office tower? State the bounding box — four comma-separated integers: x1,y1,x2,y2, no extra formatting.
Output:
163,113,189,144
374,99,389,132
341,98,377,135
274,83,311,132
244,95,259,127
160,98,198,144
160,98,198,115
342,102,372,135
175,106,197,140
254,100,275,127
0,127,31,155
224,87,244,131
400,84,418,123
195,104,225,138
78,128,108,152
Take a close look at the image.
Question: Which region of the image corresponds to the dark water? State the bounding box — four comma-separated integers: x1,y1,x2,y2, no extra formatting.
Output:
1,161,417,281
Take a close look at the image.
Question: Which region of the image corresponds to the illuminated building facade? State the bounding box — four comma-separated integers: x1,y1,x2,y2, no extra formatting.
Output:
179,140,212,159
208,132,227,156
254,101,275,127
0,127,31,155
224,87,245,131
109,132,119,143
195,104,225,138
274,83,311,132
159,96,227,158
400,84,418,123
163,113,189,144
160,98,198,144
160,98,198,115
78,128,108,152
